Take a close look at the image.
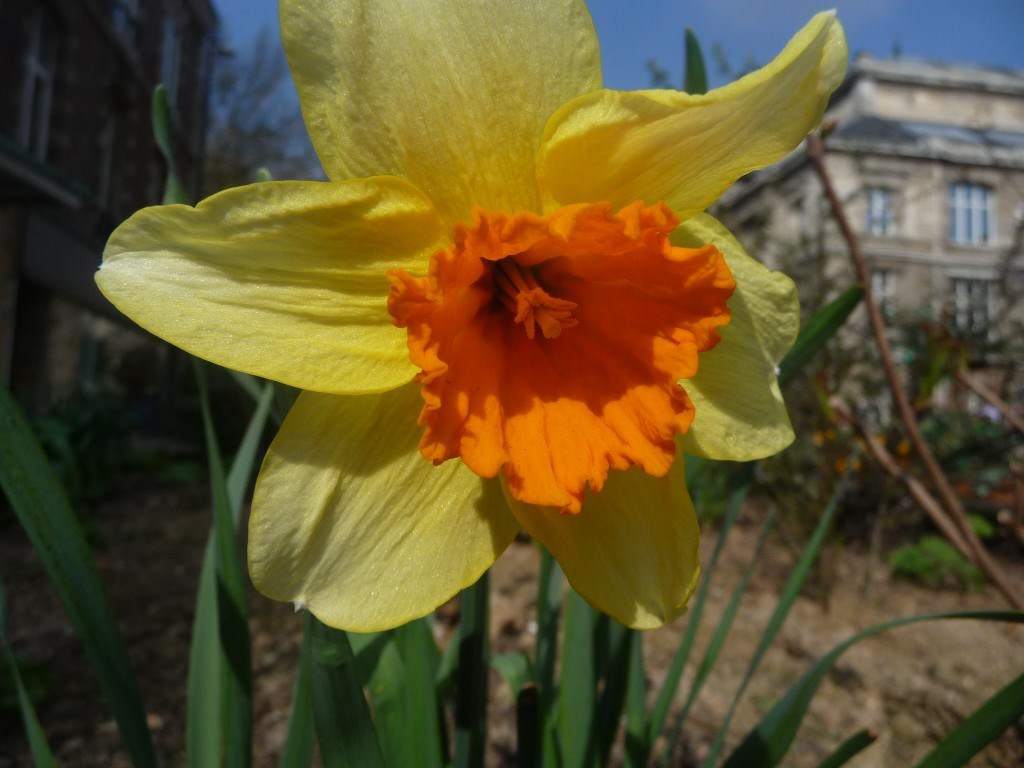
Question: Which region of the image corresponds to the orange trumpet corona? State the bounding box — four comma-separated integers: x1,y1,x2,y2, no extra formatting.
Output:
388,201,736,513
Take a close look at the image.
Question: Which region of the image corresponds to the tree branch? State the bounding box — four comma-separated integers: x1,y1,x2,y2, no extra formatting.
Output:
806,133,1024,610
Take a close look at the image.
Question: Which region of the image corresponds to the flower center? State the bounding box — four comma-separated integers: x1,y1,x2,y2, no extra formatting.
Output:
493,257,577,340
386,201,736,513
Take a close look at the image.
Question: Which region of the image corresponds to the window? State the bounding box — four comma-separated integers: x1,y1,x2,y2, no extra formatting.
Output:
19,8,59,160
871,269,895,320
112,0,140,47
865,187,893,236
949,182,993,245
951,278,999,342
161,17,182,106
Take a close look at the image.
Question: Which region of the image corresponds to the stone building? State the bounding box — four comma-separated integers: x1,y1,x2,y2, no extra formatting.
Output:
0,0,216,406
718,54,1024,367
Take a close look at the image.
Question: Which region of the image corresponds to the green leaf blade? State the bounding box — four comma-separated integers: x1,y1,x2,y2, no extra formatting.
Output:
492,651,535,699
816,729,877,768
1,578,58,768
535,549,563,765
0,386,157,768
516,683,542,768
914,670,1024,768
396,619,445,768
151,85,188,205
309,614,385,768
647,463,752,750
723,611,1024,768
778,286,864,386
704,468,853,767
279,617,315,768
591,623,635,766
187,379,271,768
684,28,709,95
193,362,252,768
660,506,777,765
185,537,223,768
624,630,648,768
455,573,490,768
559,590,596,768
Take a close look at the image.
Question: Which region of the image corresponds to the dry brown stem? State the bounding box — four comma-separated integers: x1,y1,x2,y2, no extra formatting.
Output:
955,369,1024,435
806,133,1024,610
844,413,971,558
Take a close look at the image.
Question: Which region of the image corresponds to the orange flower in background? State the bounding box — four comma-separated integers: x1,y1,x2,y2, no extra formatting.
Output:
96,1,847,630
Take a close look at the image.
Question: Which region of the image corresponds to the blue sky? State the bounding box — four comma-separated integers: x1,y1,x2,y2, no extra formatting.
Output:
214,0,1024,92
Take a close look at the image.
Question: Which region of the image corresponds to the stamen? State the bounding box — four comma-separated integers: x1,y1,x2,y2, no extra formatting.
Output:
495,258,577,339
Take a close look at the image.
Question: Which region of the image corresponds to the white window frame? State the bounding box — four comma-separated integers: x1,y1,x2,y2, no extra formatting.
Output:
18,8,59,161
949,182,994,245
865,187,894,236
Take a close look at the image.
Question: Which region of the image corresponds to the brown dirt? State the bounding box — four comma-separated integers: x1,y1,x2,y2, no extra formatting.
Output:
1,483,1022,767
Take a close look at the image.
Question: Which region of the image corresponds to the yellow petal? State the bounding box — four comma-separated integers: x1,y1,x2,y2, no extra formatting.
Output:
280,0,601,225
674,214,798,460
97,178,445,394
248,382,520,632
506,454,700,629
539,12,847,217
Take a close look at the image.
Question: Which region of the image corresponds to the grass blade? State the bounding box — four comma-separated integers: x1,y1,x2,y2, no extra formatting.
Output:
225,381,274,518
914,670,1024,768
455,572,490,768
185,537,222,768
193,361,252,768
516,683,541,768
817,729,877,768
703,469,852,767
187,380,272,767
592,623,635,766
535,548,563,765
0,385,156,768
362,634,411,768
309,614,385,768
279,618,315,768
647,464,753,748
778,286,864,386
152,85,188,205
0,578,58,768
684,28,708,94
624,631,648,768
396,619,445,768
559,590,596,768
492,651,535,698
660,508,777,765
723,611,1024,767
228,372,297,426
228,369,263,405
591,612,611,685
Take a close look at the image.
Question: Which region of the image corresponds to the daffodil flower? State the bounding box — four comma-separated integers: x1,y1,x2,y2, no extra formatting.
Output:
96,1,846,630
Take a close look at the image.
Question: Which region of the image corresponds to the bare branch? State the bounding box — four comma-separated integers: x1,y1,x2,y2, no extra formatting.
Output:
806,133,1024,610
956,370,1024,435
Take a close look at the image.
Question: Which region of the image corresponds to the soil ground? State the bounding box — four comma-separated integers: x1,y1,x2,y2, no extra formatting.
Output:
1,481,1022,767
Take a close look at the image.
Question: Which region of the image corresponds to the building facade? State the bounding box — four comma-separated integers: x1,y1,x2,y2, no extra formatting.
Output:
0,0,216,405
718,55,1024,367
